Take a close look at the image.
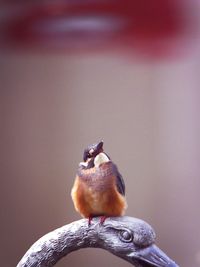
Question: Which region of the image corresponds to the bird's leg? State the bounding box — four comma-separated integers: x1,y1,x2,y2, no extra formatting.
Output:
88,215,107,225
100,216,107,225
88,215,93,226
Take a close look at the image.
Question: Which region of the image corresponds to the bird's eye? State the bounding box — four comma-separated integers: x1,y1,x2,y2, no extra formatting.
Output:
119,229,133,243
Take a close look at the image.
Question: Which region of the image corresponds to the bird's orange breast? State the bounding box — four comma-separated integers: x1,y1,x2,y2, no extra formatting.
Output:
71,163,127,218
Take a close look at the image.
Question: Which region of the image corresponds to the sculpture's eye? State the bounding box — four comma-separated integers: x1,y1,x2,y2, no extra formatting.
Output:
119,229,133,243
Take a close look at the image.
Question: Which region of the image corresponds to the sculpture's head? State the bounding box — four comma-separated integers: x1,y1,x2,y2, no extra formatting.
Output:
97,216,179,267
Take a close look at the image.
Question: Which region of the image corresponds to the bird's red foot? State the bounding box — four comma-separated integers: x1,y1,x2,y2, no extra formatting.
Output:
88,215,93,226
88,215,107,226
100,216,107,225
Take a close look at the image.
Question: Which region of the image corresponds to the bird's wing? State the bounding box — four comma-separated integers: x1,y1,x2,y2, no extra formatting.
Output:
112,164,125,196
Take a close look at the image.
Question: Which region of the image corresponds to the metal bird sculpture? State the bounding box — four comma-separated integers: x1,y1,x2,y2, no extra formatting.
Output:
17,217,180,267
71,141,127,224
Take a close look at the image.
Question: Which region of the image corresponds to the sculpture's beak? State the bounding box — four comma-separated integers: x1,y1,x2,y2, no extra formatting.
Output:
130,244,179,267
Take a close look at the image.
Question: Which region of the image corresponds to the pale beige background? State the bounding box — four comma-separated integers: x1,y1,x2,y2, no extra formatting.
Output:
1,50,200,267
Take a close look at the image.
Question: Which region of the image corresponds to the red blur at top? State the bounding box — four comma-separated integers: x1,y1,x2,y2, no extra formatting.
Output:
1,0,192,57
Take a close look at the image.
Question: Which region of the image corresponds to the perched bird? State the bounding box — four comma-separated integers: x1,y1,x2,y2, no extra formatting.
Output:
71,141,127,224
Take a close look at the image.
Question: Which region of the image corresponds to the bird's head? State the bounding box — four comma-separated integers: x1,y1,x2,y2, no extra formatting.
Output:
95,216,179,267
83,141,104,162
80,141,110,169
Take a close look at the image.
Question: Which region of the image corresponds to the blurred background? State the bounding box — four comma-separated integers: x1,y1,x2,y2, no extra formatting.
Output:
1,1,200,267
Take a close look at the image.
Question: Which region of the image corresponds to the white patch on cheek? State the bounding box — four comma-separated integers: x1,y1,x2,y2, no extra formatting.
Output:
79,157,92,167
79,161,88,167
94,152,110,167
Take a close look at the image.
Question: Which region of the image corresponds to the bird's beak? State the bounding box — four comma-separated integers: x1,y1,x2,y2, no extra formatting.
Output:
130,244,179,267
96,141,104,151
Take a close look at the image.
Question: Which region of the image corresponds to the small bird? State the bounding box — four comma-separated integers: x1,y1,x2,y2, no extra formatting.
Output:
71,141,127,224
